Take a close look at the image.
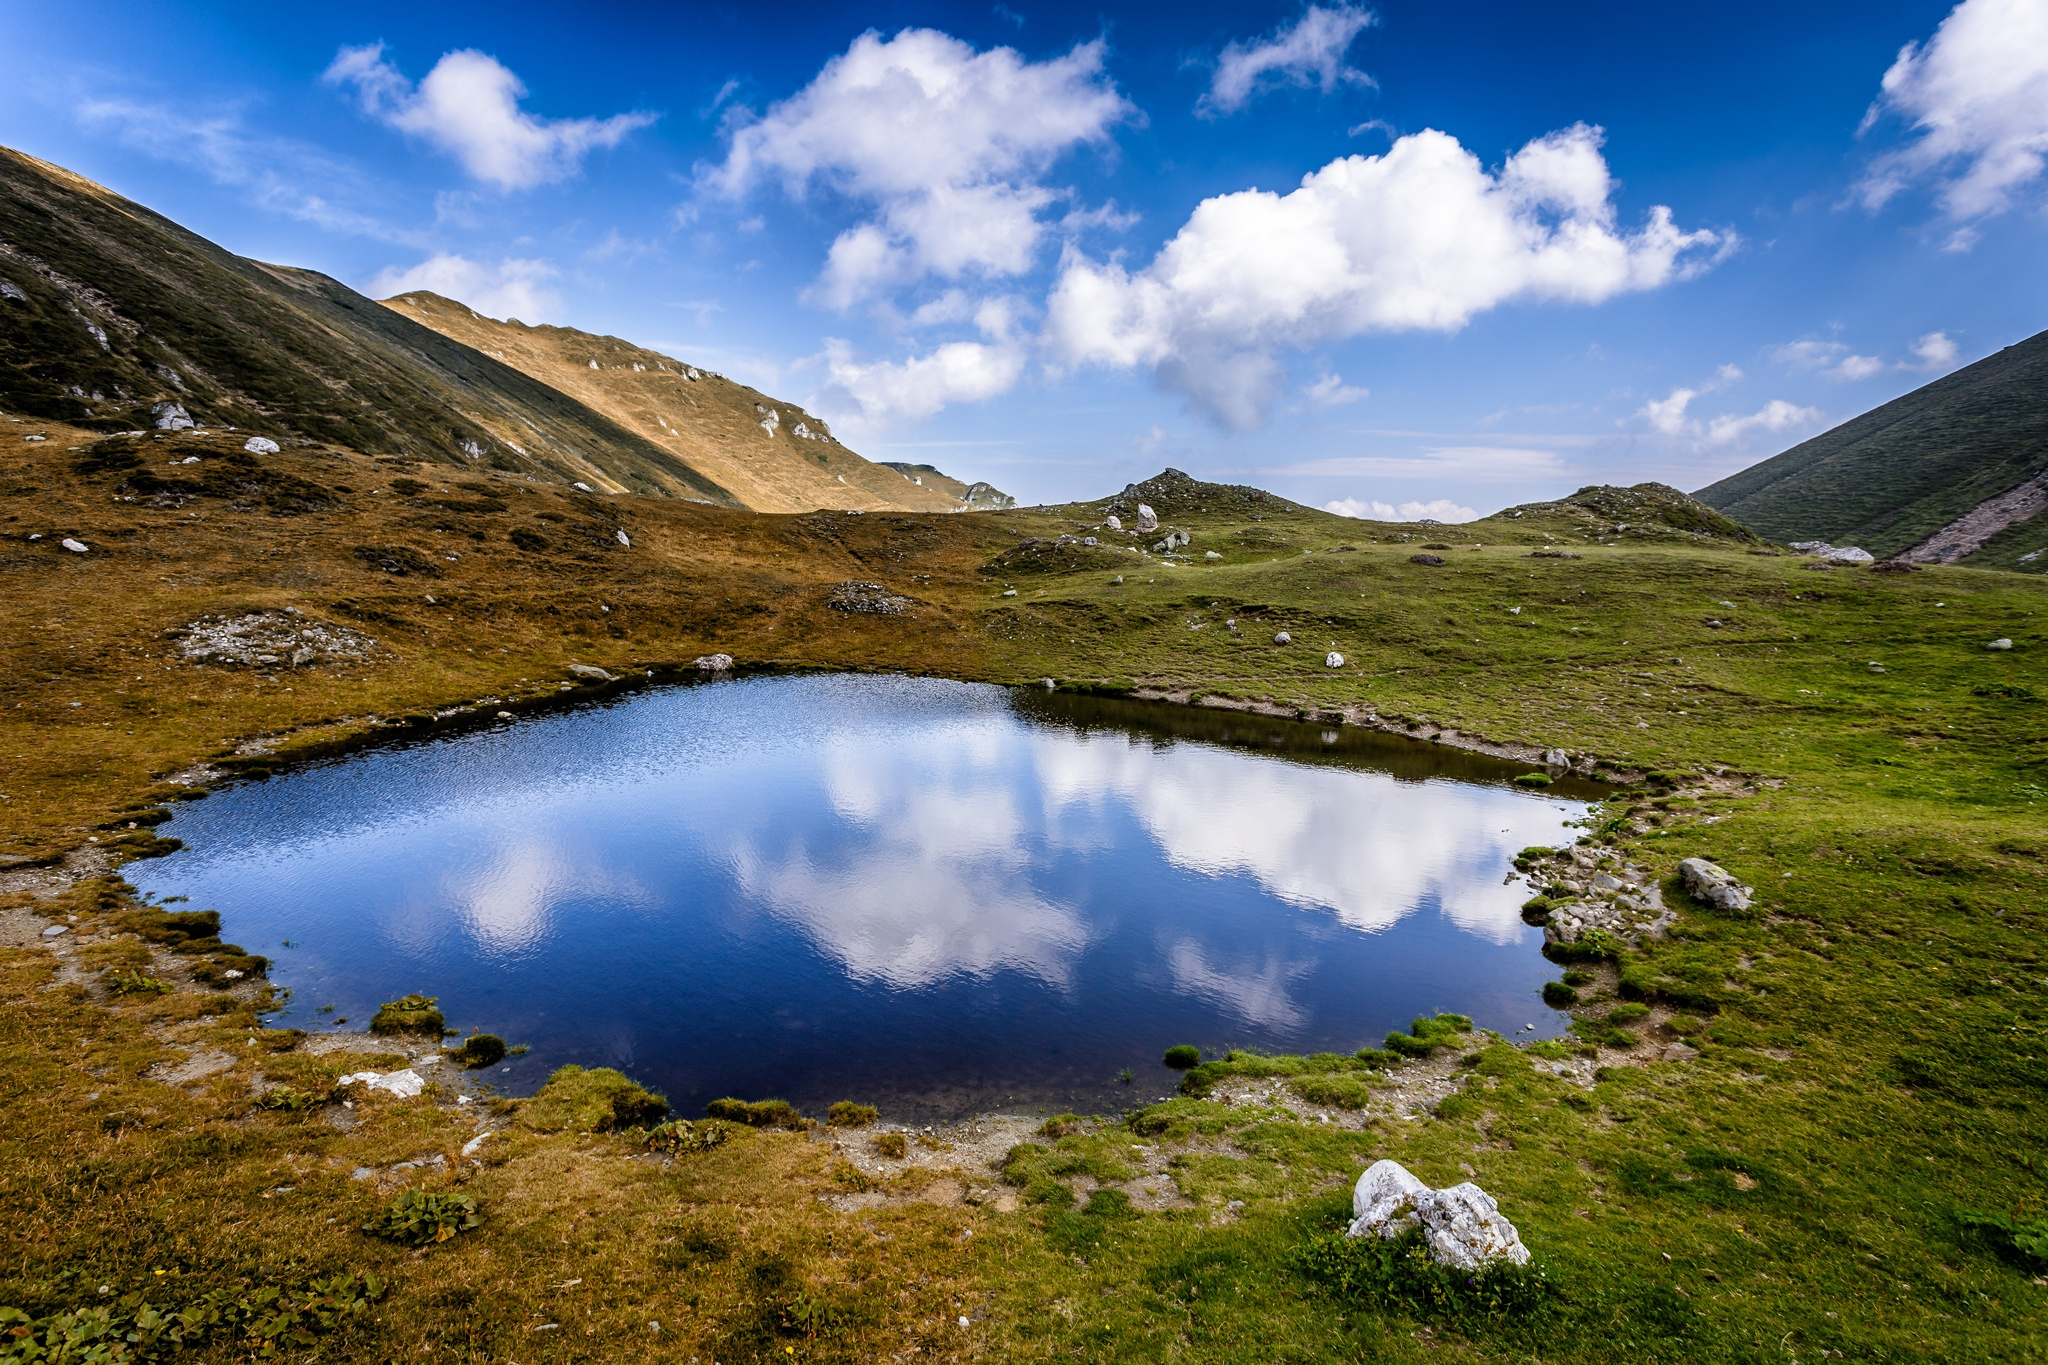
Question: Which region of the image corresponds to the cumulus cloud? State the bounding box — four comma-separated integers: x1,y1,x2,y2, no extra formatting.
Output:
1325,496,1478,521
712,29,1133,308
1912,329,1961,369
1046,124,1726,429
1858,0,2048,240
1202,4,1377,116
1642,382,1822,447
1303,372,1369,406
368,253,562,322
1770,338,1885,381
326,44,654,190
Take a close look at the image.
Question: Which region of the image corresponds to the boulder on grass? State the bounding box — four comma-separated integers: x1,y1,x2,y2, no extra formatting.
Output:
1678,856,1753,912
1346,1159,1530,1270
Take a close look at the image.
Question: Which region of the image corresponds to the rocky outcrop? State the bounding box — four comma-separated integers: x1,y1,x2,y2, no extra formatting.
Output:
1347,1159,1530,1271
1678,857,1753,912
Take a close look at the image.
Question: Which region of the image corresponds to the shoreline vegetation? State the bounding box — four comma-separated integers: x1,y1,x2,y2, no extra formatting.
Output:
3,442,2045,1361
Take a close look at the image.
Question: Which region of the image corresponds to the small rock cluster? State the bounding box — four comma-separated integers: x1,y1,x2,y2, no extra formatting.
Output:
828,580,912,615
175,610,378,669
1529,845,1674,947
1347,1160,1530,1271
1790,540,1875,564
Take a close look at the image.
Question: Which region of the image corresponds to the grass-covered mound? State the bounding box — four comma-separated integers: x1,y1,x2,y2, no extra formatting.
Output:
517,1064,668,1133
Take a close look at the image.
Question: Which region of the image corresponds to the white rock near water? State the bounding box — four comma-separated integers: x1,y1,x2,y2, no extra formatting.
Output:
1678,857,1753,912
339,1069,425,1099
1347,1159,1531,1271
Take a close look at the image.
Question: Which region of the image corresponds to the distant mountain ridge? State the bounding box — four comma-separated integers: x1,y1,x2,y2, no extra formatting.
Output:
0,145,741,504
1697,329,2048,570
382,295,999,514
0,144,1006,515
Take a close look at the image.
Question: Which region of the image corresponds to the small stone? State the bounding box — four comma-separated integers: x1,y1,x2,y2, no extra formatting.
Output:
1001,589,1018,597
568,664,617,682
497,710,514,718
1868,662,1887,673
42,924,67,937
1326,651,1345,667
1204,550,1222,560
1409,553,1445,567
694,654,733,672
61,538,88,553
616,530,631,547
1543,748,1569,767
243,436,280,455
573,482,594,492
1105,515,1122,531
1274,631,1292,645
1987,638,2014,651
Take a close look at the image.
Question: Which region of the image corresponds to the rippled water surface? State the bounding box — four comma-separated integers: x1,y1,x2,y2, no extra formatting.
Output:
134,674,1593,1119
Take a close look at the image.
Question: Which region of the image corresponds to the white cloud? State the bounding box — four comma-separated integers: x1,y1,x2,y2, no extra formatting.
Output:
1705,399,1824,446
1275,445,1565,480
1046,124,1725,429
1641,375,1822,448
1325,496,1479,522
326,44,654,190
1202,4,1377,116
368,253,562,322
823,337,1026,424
1912,329,1961,369
1859,0,2048,235
713,29,1133,307
1303,372,1370,406
1770,338,1885,381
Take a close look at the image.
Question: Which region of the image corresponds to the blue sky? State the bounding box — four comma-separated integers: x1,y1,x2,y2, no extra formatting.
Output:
5,0,2046,513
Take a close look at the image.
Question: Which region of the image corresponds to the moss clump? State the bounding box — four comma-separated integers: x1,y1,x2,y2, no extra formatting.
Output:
871,1131,909,1159
827,1100,878,1128
361,1189,481,1246
1541,981,1579,1008
705,1097,808,1130
1162,1044,1202,1070
520,1064,669,1133
1383,1013,1473,1058
1513,772,1554,788
1039,1113,1086,1138
368,993,445,1035
1520,896,1556,924
1609,1002,1651,1024
646,1119,731,1155
1293,1073,1380,1108
444,1032,506,1069
257,1085,322,1112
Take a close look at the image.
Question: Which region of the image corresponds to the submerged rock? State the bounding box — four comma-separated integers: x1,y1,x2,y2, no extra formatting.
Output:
1347,1159,1530,1270
1678,856,1753,912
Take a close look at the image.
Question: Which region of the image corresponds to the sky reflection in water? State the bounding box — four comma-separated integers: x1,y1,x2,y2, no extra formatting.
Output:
133,675,1591,1120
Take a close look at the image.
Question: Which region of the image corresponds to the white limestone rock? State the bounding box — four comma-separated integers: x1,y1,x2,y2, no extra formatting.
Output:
1347,1160,1531,1271
694,653,734,672
1349,1159,1429,1239
152,401,193,431
339,1069,425,1099
1678,856,1753,912
243,436,281,455
568,664,618,682
1987,638,2014,651
1416,1183,1532,1271
1134,504,1159,532
1326,651,1345,668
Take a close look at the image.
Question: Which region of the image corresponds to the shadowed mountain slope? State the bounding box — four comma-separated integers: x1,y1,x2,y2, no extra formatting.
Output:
0,145,738,504
1696,329,2048,570
382,294,999,514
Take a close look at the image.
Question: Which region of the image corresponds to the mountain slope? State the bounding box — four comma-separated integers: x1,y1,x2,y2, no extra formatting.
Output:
878,462,1016,510
0,144,739,504
1696,329,2048,568
381,295,994,514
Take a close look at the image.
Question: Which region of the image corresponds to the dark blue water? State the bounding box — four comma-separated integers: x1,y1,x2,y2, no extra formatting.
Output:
133,674,1591,1120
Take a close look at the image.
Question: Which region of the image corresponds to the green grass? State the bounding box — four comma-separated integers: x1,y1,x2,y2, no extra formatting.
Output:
2,467,2046,1361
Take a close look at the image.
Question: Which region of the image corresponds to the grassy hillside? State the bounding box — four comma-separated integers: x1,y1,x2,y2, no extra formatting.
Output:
1697,328,2048,567
3,436,2045,1362
0,146,740,504
385,293,1004,514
